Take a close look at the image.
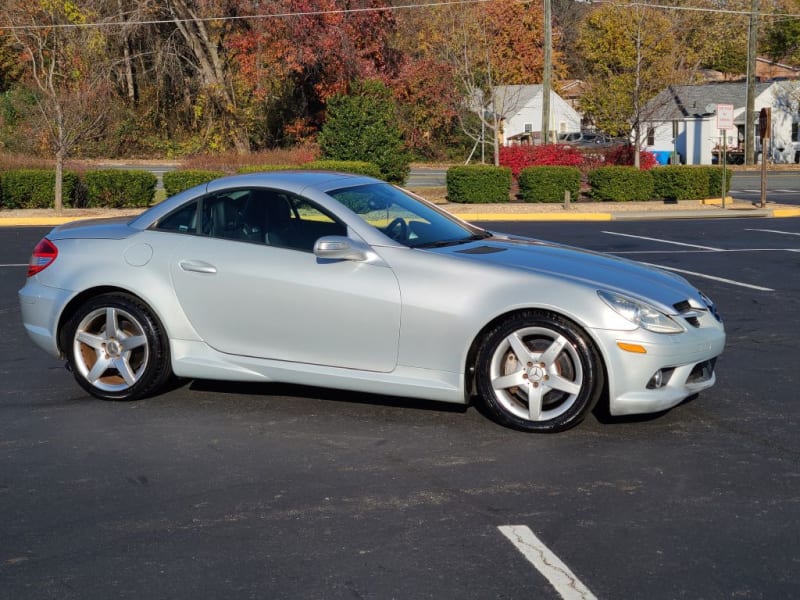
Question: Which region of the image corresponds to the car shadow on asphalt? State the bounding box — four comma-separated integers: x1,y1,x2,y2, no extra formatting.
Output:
185,379,470,415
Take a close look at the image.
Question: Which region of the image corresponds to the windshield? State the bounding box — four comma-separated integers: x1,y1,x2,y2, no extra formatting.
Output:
328,183,488,248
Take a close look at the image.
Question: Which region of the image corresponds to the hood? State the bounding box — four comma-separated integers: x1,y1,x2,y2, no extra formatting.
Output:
431,236,701,312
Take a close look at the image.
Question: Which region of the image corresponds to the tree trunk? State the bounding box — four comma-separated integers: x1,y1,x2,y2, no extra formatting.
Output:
54,150,64,215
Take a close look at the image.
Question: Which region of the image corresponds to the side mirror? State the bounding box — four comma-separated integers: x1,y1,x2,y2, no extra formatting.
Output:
313,236,369,261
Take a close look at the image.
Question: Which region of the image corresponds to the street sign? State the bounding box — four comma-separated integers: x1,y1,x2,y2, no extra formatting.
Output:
716,104,734,129
759,107,771,138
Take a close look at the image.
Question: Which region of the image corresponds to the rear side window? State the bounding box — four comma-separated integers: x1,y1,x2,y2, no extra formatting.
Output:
155,201,199,234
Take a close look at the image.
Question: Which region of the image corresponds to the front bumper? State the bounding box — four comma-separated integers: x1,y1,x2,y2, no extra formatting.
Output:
593,321,726,416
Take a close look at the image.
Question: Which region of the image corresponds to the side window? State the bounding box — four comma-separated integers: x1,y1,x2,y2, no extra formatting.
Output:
155,201,199,234
193,187,346,252
272,194,346,251
201,190,252,241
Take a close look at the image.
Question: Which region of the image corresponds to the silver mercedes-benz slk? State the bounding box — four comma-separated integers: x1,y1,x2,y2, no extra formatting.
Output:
19,171,725,432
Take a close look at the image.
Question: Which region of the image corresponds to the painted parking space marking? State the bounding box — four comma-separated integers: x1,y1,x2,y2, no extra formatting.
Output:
601,231,723,251
0,264,27,268
745,228,800,237
498,525,597,600
637,261,774,292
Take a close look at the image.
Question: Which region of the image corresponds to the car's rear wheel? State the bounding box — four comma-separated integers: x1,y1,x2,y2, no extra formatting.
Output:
65,293,172,401
476,311,603,432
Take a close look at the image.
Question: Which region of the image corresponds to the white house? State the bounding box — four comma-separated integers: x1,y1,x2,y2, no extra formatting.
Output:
492,85,582,145
642,81,800,165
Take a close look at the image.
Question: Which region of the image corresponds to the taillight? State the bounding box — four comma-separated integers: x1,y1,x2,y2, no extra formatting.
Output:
28,238,58,277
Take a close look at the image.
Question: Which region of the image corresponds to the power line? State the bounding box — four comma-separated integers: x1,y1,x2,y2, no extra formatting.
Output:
2,0,799,32
1,0,494,31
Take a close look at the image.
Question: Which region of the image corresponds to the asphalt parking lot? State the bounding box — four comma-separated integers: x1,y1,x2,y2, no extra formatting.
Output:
1,218,799,599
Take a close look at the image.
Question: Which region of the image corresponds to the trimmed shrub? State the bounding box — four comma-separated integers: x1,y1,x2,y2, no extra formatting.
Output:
588,166,654,201
236,164,300,174
84,169,156,208
651,166,709,201
0,169,80,208
236,161,382,178
163,169,224,197
306,160,383,179
446,165,512,203
701,166,732,198
518,166,581,203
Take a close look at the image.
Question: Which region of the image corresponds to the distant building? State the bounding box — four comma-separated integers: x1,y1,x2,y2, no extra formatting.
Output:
642,80,800,165
492,85,582,145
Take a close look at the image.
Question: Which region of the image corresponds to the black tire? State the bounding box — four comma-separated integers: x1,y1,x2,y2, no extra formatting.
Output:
475,310,603,433
64,293,172,401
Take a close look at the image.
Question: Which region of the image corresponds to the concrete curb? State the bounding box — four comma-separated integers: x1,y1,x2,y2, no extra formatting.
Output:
2,207,800,227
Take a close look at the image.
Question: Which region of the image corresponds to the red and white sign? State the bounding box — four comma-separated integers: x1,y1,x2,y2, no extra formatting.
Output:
716,104,734,129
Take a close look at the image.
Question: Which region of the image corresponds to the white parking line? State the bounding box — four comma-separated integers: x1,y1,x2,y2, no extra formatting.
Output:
0,264,27,268
637,261,774,291
745,228,800,237
498,525,597,600
602,231,723,251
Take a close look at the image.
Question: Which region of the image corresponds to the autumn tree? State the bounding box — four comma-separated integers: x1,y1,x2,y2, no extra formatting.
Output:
229,0,399,146
4,0,112,211
577,3,685,167
763,0,800,64
402,0,563,164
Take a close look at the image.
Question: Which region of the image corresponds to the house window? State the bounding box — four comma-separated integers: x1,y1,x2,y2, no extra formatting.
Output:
524,123,533,133
792,122,799,142
647,127,656,146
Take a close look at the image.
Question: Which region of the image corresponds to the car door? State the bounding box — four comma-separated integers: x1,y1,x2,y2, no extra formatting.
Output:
161,188,402,373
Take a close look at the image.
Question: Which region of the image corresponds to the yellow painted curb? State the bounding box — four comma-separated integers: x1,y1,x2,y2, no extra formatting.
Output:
450,213,613,222
772,208,800,218
0,217,80,227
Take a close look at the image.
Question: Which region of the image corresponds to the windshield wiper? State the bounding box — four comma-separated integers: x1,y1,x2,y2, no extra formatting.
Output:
415,232,492,249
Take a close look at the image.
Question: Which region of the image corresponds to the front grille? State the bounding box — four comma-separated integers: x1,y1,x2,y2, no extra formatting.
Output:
673,299,701,328
673,300,692,313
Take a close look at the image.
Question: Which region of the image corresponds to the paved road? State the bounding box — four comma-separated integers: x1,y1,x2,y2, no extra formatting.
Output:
2,220,799,599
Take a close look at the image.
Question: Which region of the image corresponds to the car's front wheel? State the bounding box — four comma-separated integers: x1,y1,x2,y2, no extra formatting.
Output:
64,293,172,401
476,311,603,432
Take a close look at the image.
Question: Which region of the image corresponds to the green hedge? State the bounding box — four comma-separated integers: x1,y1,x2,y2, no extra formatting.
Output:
163,169,224,197
446,165,511,204
0,169,81,208
84,169,156,208
518,166,581,203
702,166,732,198
236,164,300,174
237,161,383,178
651,165,709,201
306,160,383,179
588,167,654,201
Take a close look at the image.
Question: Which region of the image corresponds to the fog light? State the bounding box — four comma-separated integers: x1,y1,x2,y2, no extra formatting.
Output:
647,368,674,389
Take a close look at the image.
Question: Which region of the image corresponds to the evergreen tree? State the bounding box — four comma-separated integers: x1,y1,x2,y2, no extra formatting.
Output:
319,80,411,184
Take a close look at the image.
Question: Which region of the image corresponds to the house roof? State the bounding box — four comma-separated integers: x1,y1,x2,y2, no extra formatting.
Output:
492,85,544,116
646,81,774,121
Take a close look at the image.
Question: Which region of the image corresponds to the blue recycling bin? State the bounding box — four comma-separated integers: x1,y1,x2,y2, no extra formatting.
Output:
653,151,671,165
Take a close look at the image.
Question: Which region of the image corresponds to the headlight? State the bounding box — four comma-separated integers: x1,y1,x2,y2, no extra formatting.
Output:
598,291,685,334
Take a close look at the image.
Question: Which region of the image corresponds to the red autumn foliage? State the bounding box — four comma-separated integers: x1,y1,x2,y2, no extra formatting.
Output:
603,145,658,170
499,144,584,177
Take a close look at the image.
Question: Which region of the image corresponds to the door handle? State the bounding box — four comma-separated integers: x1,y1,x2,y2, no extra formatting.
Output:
179,260,217,274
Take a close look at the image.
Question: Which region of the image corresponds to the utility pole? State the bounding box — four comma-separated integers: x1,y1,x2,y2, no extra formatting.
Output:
745,0,759,165
542,0,552,145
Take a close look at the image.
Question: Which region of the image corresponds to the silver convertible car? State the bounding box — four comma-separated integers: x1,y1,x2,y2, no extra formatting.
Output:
19,172,725,432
